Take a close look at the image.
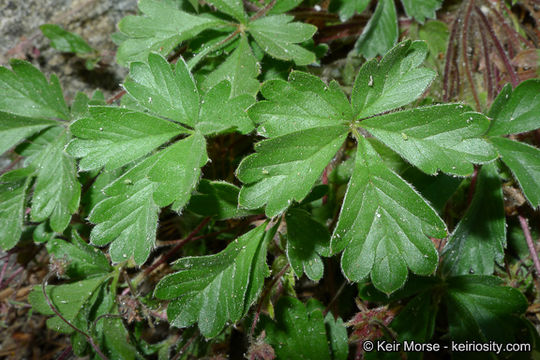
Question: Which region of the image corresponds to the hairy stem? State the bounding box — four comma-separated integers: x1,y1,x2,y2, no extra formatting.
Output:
144,217,211,276
42,272,109,360
462,0,481,111
249,263,290,338
518,215,540,290
475,6,519,87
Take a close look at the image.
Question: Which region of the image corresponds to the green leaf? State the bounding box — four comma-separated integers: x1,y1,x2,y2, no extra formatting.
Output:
488,80,540,136
249,71,352,138
0,60,69,120
124,53,199,126
201,36,260,98
248,15,317,65
99,132,206,212
206,0,246,22
68,106,187,171
360,104,498,176
334,0,370,22
40,24,94,54
88,179,159,264
441,163,506,276
324,312,349,360
445,275,529,344
367,291,437,360
332,137,446,294
99,317,137,360
490,137,540,208
0,113,56,155
237,125,348,217
70,92,90,120
188,180,258,219
80,168,121,215
147,132,208,209
401,167,462,212
285,208,330,281
154,223,270,338
352,40,436,118
263,297,348,360
117,0,226,65
46,231,112,279
0,168,32,250
401,0,443,23
354,0,397,59
417,20,448,58
197,81,254,135
28,275,110,333
31,131,80,232
267,0,303,14
391,291,437,343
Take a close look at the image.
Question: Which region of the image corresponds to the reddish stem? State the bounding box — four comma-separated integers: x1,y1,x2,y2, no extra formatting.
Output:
42,272,109,360
518,215,540,282
475,6,519,87
249,264,290,338
144,217,211,275
0,259,9,289
462,0,482,111
466,165,480,206
443,8,463,101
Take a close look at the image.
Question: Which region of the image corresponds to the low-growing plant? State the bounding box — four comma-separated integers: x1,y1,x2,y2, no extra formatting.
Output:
1,0,539,359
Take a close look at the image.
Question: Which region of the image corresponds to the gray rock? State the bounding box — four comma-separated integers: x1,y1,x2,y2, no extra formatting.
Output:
0,0,138,101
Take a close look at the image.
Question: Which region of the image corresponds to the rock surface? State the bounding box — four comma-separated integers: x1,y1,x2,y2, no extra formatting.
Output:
0,0,137,101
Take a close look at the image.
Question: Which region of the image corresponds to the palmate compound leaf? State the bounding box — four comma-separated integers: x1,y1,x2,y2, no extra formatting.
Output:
28,274,110,334
46,231,112,279
285,208,330,281
352,40,436,119
401,0,443,23
487,80,540,137
31,130,81,232
446,275,530,345
29,273,138,358
248,14,318,66
359,104,498,176
441,163,506,276
237,125,348,217
490,137,540,208
248,71,353,137
333,0,370,22
0,59,69,120
237,71,351,216
87,132,207,264
0,113,57,155
354,0,397,59
188,180,259,219
124,53,200,127
0,168,32,250
154,223,271,338
201,35,260,98
88,178,160,265
40,24,94,54
362,275,533,359
485,79,540,208
123,52,255,135
331,137,447,294
262,297,348,360
67,106,188,171
205,0,247,23
0,59,67,156
116,0,227,65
